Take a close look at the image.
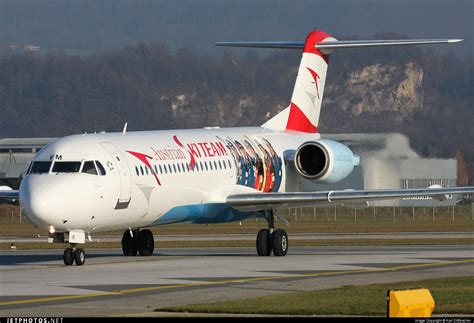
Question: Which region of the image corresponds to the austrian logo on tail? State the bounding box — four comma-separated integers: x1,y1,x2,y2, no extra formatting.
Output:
306,67,320,99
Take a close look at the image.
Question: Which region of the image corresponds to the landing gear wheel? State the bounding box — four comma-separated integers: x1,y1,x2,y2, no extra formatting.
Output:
74,248,86,266
138,229,154,256
63,248,74,266
122,230,137,256
272,229,288,257
256,229,272,256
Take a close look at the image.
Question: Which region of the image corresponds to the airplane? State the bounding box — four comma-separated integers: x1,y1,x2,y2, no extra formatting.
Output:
0,29,473,266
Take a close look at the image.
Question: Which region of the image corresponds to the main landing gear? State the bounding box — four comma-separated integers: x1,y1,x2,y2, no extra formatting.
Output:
121,228,154,256
63,246,86,266
256,210,288,257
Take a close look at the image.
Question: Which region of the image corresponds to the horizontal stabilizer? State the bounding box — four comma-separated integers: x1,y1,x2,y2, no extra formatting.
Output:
316,39,463,50
215,39,462,51
215,41,305,49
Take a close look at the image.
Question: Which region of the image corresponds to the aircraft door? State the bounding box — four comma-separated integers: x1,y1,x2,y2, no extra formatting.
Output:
100,142,132,204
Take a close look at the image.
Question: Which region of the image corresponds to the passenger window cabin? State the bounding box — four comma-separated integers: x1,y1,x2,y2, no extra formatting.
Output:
131,157,231,179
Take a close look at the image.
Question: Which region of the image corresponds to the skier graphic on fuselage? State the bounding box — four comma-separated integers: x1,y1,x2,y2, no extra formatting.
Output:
224,137,243,185
243,139,258,189
262,138,283,192
244,138,263,190
235,140,250,186
256,141,273,192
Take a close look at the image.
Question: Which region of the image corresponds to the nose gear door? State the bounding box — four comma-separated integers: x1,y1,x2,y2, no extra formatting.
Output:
100,142,132,205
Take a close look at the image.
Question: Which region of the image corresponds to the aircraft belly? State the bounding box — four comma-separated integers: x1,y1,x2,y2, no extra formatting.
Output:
151,203,264,225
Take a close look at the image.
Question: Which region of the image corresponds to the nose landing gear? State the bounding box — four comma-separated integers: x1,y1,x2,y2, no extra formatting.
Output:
63,246,86,266
256,210,288,257
121,229,154,257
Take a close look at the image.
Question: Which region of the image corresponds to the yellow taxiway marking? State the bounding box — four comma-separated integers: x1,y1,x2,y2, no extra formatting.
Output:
0,259,472,307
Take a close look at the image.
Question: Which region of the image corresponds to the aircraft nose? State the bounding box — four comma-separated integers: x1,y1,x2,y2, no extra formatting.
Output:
20,177,60,229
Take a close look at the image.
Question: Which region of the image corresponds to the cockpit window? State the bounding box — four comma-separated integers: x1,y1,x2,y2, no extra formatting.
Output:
95,161,107,176
82,161,98,175
29,161,52,174
52,161,81,173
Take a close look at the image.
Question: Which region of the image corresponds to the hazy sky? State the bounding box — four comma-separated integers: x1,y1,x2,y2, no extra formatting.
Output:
0,0,472,56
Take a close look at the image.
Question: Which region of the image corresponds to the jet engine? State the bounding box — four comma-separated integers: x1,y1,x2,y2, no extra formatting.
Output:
294,140,359,183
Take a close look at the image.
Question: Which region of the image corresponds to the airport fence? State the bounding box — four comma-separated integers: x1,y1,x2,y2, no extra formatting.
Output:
270,204,474,224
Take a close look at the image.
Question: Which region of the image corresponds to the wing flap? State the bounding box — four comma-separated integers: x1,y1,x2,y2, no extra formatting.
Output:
227,187,474,211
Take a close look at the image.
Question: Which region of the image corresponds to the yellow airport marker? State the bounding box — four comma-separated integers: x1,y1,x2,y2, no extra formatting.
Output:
388,288,435,317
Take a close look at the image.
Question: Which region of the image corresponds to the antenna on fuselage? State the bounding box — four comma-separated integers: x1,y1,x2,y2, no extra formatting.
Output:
122,123,128,135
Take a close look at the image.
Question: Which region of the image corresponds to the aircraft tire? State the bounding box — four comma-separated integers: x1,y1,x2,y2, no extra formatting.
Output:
138,229,154,256
63,248,74,266
272,229,288,257
256,229,272,256
122,230,138,256
74,248,86,266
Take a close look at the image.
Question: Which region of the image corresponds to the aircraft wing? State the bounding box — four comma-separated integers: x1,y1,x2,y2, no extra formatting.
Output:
226,187,474,211
0,189,19,201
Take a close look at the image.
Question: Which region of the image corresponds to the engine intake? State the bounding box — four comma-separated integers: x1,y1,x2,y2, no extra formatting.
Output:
294,140,359,183
295,142,329,179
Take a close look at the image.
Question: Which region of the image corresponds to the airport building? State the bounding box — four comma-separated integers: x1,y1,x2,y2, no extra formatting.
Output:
0,134,458,206
0,138,53,188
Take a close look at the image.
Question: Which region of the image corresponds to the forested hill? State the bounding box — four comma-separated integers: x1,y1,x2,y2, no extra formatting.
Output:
0,40,472,184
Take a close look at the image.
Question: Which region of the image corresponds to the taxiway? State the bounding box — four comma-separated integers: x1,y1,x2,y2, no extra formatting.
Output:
0,245,472,316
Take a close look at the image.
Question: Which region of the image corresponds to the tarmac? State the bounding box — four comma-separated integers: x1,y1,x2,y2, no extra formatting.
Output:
1,231,472,243
0,245,472,317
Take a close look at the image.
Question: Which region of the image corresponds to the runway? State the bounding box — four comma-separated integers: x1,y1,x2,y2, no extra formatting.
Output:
0,245,472,316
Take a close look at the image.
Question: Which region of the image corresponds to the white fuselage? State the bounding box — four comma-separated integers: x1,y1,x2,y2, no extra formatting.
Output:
20,127,319,234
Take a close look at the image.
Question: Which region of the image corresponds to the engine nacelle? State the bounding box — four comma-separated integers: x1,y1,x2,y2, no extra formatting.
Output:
294,140,359,183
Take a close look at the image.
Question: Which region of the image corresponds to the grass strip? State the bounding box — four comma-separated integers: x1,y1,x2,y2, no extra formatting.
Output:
157,276,474,316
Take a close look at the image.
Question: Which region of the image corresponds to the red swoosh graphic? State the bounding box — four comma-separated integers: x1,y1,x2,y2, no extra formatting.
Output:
173,135,196,170
127,150,161,186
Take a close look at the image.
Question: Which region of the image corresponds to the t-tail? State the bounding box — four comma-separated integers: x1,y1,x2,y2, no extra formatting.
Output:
216,30,462,133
